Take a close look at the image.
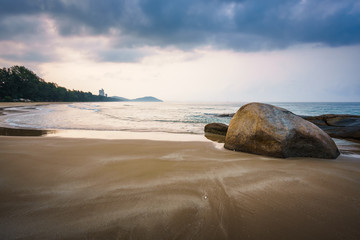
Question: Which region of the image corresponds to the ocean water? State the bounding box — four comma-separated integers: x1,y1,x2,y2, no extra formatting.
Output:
1,102,360,136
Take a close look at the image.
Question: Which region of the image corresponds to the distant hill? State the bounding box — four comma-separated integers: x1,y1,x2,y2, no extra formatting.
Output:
131,96,163,102
112,96,163,102
111,96,130,101
0,65,120,102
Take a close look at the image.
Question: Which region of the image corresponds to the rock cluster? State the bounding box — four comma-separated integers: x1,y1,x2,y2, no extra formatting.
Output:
213,112,360,141
205,103,340,159
302,115,360,140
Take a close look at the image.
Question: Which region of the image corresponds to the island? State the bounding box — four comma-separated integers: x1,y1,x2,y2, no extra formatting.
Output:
111,96,163,102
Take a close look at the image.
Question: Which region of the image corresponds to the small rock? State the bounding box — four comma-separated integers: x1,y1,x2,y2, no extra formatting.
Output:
204,123,228,136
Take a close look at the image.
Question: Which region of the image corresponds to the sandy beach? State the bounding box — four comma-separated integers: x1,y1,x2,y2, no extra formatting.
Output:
2,0,360,238
0,102,59,109
1,136,360,240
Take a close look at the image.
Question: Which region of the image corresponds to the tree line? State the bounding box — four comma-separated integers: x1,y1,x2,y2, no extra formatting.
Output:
0,66,119,102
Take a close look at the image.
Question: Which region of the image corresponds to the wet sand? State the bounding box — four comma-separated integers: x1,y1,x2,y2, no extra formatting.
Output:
0,102,67,116
0,102,61,108
1,136,360,240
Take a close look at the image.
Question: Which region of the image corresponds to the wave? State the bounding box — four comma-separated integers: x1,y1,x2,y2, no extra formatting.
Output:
67,104,100,112
1,102,359,140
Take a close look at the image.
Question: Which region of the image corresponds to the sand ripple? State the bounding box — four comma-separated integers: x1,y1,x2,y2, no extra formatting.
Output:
1,137,360,239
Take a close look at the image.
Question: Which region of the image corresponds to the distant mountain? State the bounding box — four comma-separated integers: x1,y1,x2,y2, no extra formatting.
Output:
111,96,129,101
131,96,163,102
111,96,163,102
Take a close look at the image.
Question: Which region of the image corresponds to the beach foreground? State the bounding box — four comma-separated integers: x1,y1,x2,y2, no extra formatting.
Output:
1,137,360,240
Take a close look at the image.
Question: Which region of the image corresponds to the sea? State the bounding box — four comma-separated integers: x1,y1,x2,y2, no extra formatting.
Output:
1,102,359,140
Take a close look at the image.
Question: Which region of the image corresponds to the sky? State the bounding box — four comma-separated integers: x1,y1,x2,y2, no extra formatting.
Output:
0,0,360,102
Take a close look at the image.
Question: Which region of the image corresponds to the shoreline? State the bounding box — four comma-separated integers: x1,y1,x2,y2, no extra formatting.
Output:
0,102,208,141
0,101,359,154
1,136,360,239
0,101,66,109
0,126,209,142
0,125,359,156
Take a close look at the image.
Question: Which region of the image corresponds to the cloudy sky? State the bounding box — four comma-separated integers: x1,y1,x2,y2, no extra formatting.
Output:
0,0,359,102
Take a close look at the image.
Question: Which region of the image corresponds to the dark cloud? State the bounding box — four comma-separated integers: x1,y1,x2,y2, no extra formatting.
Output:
0,50,56,63
0,15,47,40
0,0,359,50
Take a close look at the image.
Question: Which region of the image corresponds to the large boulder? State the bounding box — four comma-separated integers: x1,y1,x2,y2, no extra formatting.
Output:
224,103,340,159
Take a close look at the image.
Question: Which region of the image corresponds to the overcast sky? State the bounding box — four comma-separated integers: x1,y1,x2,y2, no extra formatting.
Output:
0,0,360,101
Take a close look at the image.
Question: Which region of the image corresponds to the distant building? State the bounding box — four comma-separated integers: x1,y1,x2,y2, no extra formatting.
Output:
99,88,105,96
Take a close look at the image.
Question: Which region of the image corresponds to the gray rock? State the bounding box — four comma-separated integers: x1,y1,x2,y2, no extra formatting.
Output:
302,115,360,140
204,123,228,143
204,123,228,136
224,103,340,159
302,114,360,127
216,113,235,118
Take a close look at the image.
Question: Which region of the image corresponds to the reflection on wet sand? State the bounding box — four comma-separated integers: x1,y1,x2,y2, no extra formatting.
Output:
1,137,360,240
204,133,226,143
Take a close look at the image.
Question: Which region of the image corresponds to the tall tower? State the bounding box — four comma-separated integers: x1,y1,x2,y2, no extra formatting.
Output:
99,88,105,96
